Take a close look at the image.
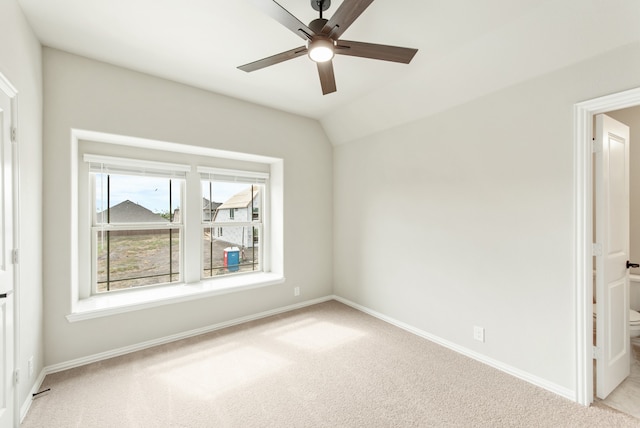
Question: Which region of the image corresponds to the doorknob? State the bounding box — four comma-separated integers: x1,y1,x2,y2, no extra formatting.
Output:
0,289,13,299
627,261,639,269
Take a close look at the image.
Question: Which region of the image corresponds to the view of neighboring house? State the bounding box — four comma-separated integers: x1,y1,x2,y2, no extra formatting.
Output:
202,197,222,222
97,200,168,223
173,197,222,223
212,186,260,248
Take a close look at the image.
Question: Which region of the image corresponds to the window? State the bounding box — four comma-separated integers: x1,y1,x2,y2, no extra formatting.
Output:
71,130,284,320
200,167,267,278
86,155,188,293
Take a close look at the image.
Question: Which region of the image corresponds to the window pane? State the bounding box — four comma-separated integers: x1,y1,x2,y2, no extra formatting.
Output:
201,181,262,223
202,226,260,277
95,173,181,224
96,228,180,292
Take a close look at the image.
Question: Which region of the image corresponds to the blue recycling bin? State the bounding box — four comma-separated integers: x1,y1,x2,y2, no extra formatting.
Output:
224,247,240,272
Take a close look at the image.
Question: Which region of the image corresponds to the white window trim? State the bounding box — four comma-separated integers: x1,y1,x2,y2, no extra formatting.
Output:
68,129,285,322
197,166,269,181
67,273,286,322
84,153,192,176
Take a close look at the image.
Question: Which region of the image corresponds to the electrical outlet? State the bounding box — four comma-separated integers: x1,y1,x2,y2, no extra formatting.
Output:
28,356,34,378
294,287,300,296
473,326,485,343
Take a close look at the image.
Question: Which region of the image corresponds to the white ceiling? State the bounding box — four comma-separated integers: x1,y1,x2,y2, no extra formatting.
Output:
16,0,640,145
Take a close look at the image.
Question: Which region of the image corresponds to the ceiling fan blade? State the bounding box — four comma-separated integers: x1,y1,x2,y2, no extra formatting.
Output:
321,0,374,39
317,61,337,95
249,0,315,40
335,40,418,64
238,46,308,72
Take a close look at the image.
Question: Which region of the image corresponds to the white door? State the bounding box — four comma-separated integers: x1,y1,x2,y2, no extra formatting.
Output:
595,113,631,399
0,75,16,428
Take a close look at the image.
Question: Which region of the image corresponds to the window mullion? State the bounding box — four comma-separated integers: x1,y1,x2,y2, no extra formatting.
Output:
209,222,257,228
169,179,173,283
107,174,111,291
93,223,180,231
209,181,213,277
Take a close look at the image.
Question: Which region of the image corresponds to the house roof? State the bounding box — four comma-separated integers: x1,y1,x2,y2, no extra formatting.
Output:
218,187,260,210
202,197,222,212
97,200,168,223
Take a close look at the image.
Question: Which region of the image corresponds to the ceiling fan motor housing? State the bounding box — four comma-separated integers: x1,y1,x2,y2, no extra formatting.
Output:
308,18,329,35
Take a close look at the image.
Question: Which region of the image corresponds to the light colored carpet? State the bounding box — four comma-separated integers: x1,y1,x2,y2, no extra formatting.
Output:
22,301,640,427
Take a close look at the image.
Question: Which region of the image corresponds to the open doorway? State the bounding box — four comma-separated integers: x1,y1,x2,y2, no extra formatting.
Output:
574,87,640,410
593,107,640,416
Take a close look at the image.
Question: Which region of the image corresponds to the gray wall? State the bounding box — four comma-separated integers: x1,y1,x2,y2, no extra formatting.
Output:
42,48,333,365
333,42,640,395
0,0,43,411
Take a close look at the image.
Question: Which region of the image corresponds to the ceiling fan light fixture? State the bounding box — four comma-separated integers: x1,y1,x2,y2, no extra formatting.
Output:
308,37,335,63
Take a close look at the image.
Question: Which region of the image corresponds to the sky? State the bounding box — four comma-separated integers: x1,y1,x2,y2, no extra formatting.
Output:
95,174,246,214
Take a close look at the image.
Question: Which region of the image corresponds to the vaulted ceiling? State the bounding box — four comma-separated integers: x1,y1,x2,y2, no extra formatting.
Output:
17,0,640,144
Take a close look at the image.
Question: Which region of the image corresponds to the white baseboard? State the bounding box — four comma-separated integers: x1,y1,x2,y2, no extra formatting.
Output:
332,295,576,402
45,295,333,374
20,368,47,423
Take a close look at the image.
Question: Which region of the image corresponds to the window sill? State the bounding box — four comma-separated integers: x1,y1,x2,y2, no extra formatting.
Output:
66,273,285,322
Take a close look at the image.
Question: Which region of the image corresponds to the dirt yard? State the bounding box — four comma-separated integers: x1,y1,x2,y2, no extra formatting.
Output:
96,230,259,292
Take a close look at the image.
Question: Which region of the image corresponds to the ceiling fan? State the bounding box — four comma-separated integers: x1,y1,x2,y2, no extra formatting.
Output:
238,0,418,95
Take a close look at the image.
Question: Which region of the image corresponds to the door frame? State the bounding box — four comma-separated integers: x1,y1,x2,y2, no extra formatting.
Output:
574,87,640,406
0,72,18,427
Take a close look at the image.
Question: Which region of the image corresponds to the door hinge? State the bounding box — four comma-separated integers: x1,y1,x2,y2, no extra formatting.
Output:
592,243,602,257
592,346,601,360
592,137,602,153
14,369,20,385
12,249,18,264
10,127,16,142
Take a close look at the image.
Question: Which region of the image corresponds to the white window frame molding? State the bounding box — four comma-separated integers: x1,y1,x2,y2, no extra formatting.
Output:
84,154,192,176
573,86,640,406
68,129,285,322
0,70,20,428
